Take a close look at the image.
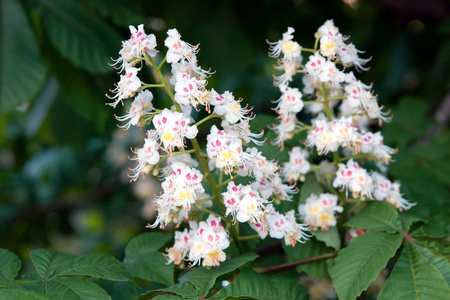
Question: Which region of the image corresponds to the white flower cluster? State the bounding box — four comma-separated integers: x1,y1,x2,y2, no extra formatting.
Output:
298,193,343,230
268,20,414,216
108,25,315,268
165,215,230,267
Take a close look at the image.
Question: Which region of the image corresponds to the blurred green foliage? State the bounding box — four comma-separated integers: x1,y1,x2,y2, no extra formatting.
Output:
0,0,449,290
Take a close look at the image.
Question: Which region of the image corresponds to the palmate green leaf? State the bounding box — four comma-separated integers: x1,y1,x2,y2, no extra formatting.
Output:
0,0,47,113
0,248,21,280
56,253,131,281
34,0,121,74
179,252,258,297
211,268,308,300
96,280,137,300
345,201,401,233
313,226,340,251
137,282,200,300
283,237,335,279
378,241,450,300
46,277,110,300
30,249,75,281
414,242,450,286
330,231,402,300
123,232,174,286
0,289,55,300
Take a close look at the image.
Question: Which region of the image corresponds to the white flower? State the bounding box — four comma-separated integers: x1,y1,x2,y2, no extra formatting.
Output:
305,52,327,83
360,132,396,164
165,28,199,63
332,159,373,198
107,64,142,108
273,85,304,118
153,109,198,152
317,20,346,59
267,27,302,61
115,90,154,129
211,90,250,124
206,125,243,174
339,43,371,71
372,172,415,211
282,146,311,182
129,133,160,181
299,193,343,230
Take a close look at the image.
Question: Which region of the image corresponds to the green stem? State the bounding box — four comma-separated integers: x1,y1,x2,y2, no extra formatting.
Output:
303,100,324,105
218,174,240,188
195,113,221,127
302,47,315,53
200,208,227,222
238,234,260,241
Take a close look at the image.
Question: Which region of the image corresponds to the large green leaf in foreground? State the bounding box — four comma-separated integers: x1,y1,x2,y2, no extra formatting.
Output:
0,0,47,113
0,248,21,280
330,231,402,300
378,241,450,300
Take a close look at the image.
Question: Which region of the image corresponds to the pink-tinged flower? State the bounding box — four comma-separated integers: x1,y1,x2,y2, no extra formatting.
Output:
174,72,207,107
360,131,396,164
237,147,278,179
282,146,311,182
128,24,158,58
107,64,142,108
221,119,265,146
318,61,346,87
344,79,373,109
332,159,373,199
273,85,304,118
211,90,251,124
317,20,346,59
339,43,371,71
188,215,230,267
153,109,198,152
222,182,268,224
298,193,343,230
129,132,160,181
206,125,243,174
267,27,302,62
371,172,415,211
251,174,297,202
165,28,199,63
305,52,327,83
255,204,310,246
165,224,196,265
115,90,154,129
270,114,297,149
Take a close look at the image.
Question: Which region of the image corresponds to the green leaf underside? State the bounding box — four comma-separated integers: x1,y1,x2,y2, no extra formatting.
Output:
30,249,75,281
0,248,22,280
179,252,259,297
46,277,111,300
123,232,174,286
137,282,200,300
0,289,55,300
0,0,47,113
283,238,334,279
56,253,130,281
211,268,308,300
330,231,402,300
379,241,450,299
35,0,121,74
313,226,341,251
345,202,401,233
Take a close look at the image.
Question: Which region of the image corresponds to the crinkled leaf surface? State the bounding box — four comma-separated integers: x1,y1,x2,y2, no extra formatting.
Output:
0,289,56,300
0,0,47,113
330,231,402,300
137,282,200,300
30,249,75,280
